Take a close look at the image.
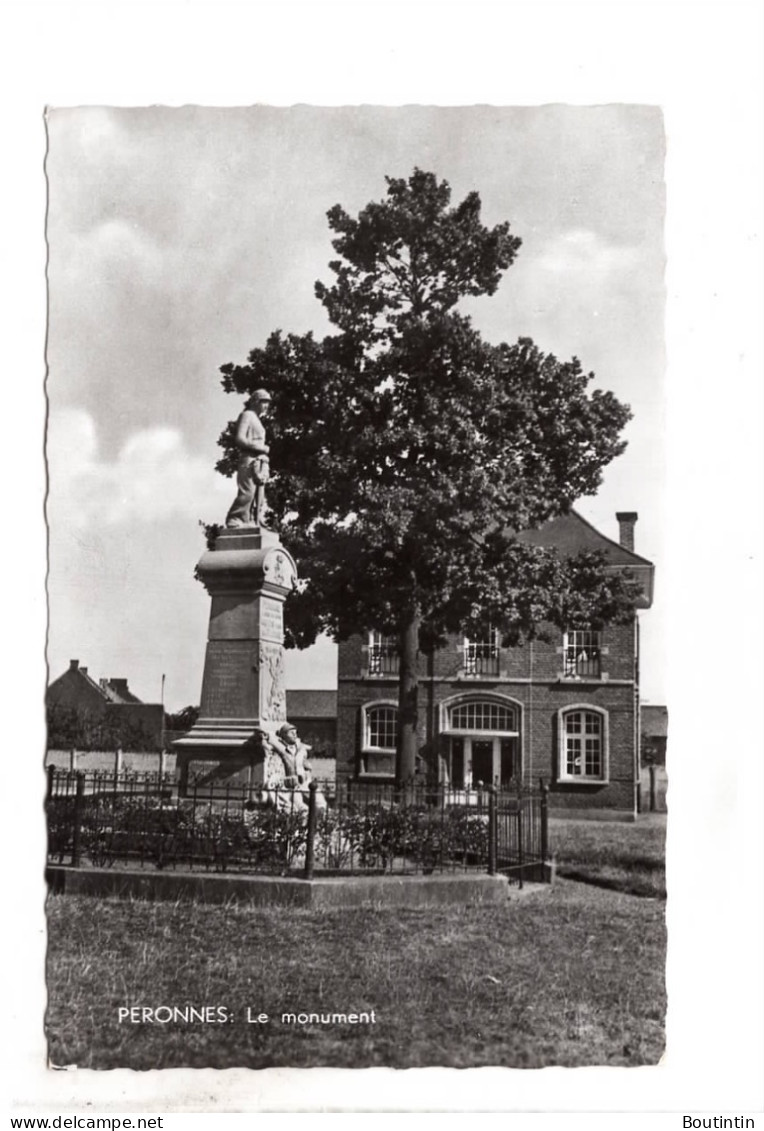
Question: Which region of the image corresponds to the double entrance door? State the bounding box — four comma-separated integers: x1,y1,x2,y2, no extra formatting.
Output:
449,735,518,789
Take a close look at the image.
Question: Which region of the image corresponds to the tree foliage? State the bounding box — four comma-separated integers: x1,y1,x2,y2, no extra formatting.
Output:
46,704,162,753
216,170,642,779
165,705,201,732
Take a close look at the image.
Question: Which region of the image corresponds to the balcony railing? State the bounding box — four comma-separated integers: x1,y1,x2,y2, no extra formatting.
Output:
367,644,400,676
463,643,500,677
563,647,601,679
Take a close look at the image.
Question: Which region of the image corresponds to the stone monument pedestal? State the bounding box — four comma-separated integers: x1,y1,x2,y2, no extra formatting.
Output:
173,526,298,794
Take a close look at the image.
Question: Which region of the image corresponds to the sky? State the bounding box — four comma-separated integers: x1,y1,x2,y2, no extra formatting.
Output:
45,104,667,712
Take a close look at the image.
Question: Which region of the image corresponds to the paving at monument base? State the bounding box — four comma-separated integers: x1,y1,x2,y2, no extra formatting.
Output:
45,865,534,906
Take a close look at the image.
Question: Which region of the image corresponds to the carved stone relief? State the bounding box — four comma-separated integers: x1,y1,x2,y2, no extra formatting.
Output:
258,642,286,722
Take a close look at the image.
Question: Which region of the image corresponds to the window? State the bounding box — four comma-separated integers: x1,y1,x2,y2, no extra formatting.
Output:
559,708,608,782
448,699,518,733
367,631,399,676
563,629,602,679
366,703,397,749
360,701,398,776
463,625,500,676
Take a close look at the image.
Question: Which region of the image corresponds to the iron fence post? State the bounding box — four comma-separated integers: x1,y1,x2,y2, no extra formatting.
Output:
304,781,318,880
539,777,549,863
488,785,497,875
649,764,657,812
517,803,524,890
188,775,197,871
71,771,85,867
46,763,56,804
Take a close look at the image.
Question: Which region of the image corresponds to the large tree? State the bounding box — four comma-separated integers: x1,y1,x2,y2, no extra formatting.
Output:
217,170,641,782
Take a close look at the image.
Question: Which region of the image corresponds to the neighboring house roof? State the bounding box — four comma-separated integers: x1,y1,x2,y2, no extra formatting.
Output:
516,509,655,607
286,689,338,718
47,661,110,706
641,705,669,738
47,660,146,706
99,678,142,704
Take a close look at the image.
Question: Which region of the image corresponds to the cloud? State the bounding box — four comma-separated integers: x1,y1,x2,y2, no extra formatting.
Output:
51,219,165,302
534,229,642,280
47,408,230,529
466,225,662,385
47,106,122,156
514,228,646,327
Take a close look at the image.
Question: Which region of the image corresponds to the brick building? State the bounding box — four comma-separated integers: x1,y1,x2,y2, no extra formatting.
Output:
46,659,164,751
285,689,337,782
336,511,654,818
285,690,337,754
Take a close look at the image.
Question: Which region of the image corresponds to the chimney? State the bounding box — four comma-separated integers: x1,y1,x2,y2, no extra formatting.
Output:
109,678,130,697
69,659,79,670
616,512,638,552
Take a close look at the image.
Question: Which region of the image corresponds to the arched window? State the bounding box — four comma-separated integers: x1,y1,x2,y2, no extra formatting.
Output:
360,701,398,777
449,700,518,733
559,707,609,783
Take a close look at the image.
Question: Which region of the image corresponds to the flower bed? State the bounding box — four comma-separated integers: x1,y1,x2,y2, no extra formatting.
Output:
47,791,491,875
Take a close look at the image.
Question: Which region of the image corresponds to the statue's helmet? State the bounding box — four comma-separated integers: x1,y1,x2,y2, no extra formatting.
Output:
277,723,297,741
249,388,272,404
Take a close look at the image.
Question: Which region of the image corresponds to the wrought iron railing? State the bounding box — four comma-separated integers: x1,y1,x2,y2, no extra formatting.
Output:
45,769,550,886
463,642,500,676
367,643,400,676
563,638,601,678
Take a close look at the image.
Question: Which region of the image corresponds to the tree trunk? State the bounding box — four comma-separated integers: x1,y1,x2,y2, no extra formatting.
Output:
395,606,420,785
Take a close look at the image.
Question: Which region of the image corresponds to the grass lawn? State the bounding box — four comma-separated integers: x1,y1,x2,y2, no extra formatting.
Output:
551,813,666,898
46,878,665,1070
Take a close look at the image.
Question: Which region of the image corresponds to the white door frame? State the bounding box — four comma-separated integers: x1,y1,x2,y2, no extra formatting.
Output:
465,736,502,787
448,734,519,788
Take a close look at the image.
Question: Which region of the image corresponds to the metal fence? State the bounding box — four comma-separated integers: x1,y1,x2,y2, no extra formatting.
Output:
46,768,550,886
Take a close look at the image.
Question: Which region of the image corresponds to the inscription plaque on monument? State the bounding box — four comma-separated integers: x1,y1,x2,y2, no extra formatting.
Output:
260,602,283,641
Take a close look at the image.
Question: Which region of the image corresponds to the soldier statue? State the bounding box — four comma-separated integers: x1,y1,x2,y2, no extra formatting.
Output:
225,389,271,527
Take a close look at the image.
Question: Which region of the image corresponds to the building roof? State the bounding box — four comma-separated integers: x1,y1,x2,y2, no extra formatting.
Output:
286,689,338,718
517,508,653,566
99,678,142,704
47,660,145,706
516,509,654,607
641,705,669,737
